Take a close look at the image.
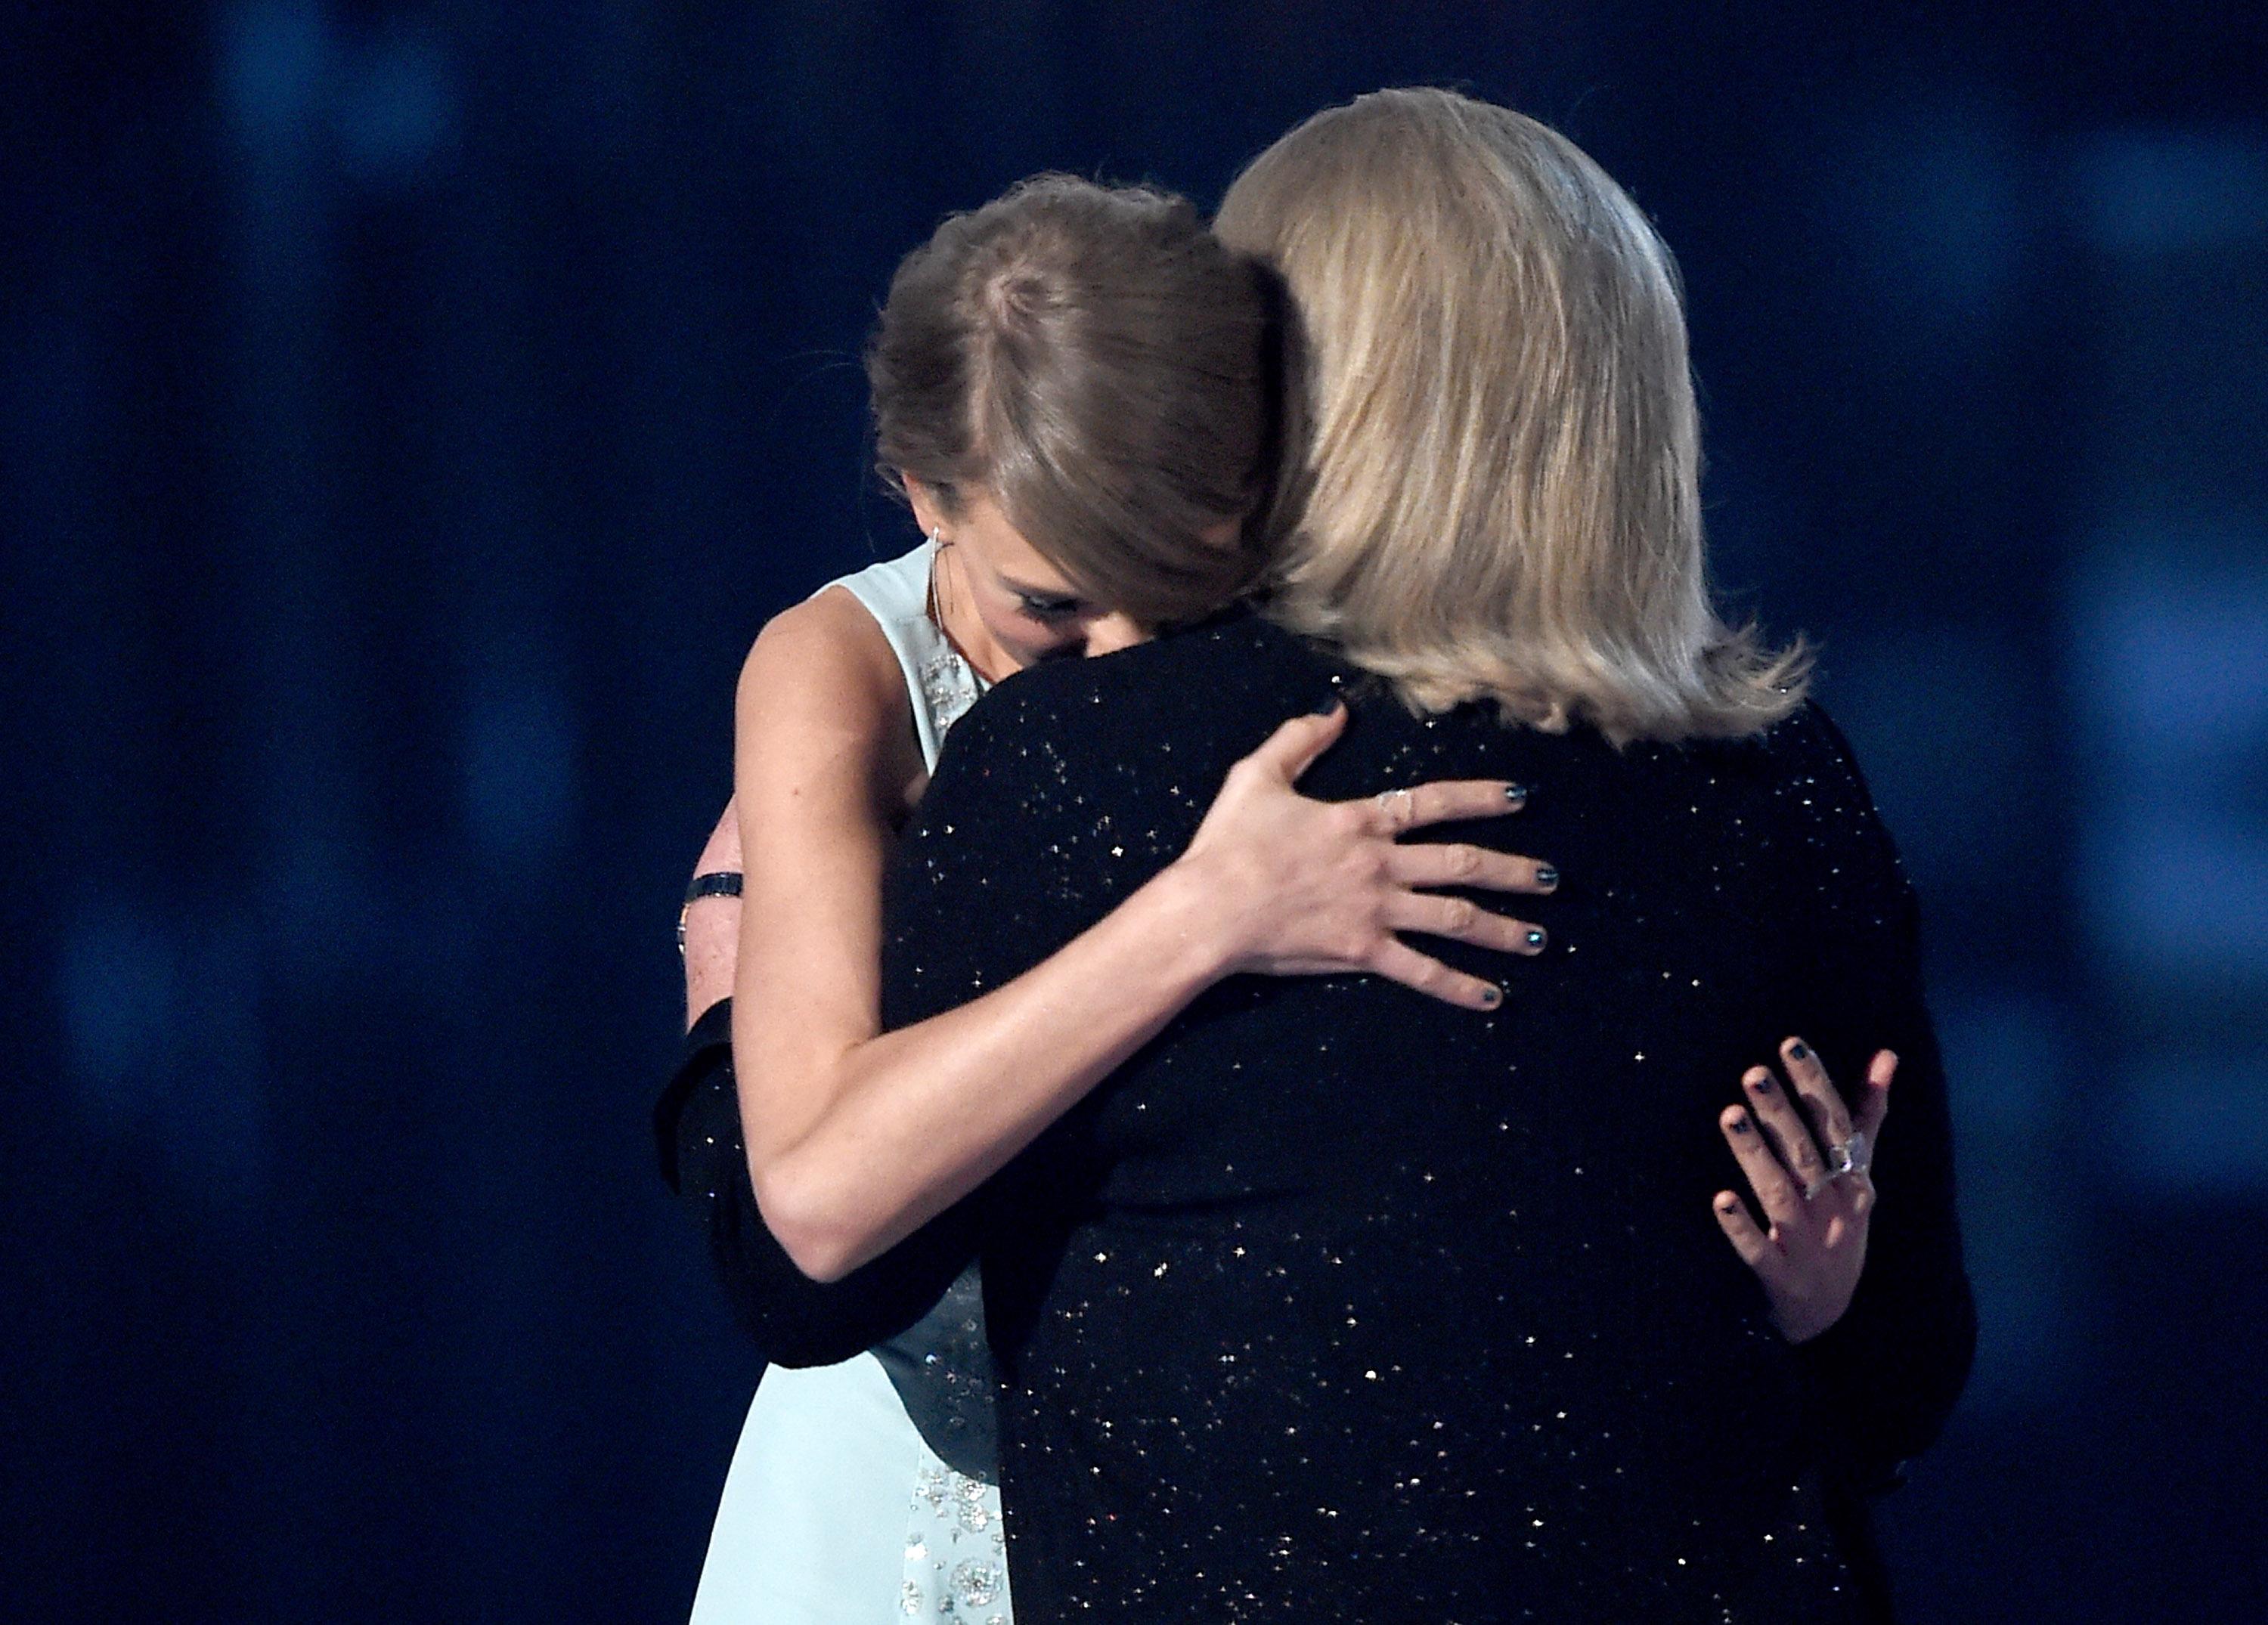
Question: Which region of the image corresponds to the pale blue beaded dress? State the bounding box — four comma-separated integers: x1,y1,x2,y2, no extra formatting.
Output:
689,539,1012,1625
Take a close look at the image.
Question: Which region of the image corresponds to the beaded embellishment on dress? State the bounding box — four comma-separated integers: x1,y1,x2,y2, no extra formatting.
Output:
901,1461,1009,1620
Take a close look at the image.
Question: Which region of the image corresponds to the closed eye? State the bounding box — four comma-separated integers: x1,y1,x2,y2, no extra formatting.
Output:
1018,594,1085,621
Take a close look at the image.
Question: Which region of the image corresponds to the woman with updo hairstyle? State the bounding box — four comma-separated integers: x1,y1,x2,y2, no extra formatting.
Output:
665,172,1557,1623
866,173,1281,630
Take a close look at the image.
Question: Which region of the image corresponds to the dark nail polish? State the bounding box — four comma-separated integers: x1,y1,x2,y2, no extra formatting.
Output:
1535,865,1560,889
1524,927,1547,949
1787,1040,1809,1060
1479,986,1503,1008
1311,695,1342,714
1748,1072,1773,1093
1505,783,1530,803
1730,1115,1753,1134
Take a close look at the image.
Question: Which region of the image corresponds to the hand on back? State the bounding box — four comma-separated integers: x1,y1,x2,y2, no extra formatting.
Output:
1173,702,1557,1011
1714,1040,1896,1343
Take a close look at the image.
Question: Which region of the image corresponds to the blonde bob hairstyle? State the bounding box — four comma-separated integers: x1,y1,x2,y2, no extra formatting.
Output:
1216,88,1808,743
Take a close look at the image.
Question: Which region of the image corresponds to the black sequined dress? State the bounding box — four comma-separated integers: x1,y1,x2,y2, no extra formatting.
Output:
867,613,1972,1623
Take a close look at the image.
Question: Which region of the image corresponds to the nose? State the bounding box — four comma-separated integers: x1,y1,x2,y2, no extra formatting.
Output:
1081,613,1147,658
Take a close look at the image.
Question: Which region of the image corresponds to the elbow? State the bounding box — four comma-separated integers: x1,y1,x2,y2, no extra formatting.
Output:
748,1153,870,1285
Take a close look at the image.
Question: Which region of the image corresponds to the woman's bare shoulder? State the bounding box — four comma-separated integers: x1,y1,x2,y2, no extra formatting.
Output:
736,584,922,810
739,586,906,723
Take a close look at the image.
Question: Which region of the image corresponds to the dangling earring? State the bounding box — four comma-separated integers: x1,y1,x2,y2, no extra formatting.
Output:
924,521,998,684
926,525,953,629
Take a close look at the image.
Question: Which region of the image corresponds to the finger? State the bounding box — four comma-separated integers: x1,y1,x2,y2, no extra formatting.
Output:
1741,1063,1830,1196
1244,703,1350,786
1382,893,1548,955
1713,1189,1784,1280
1382,777,1530,832
1721,1103,1806,1230
1854,1049,1896,1144
1778,1037,1855,1159
1386,843,1559,896
1368,936,1506,1012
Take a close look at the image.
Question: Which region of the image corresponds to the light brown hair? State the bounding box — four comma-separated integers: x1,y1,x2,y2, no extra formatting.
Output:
868,174,1281,627
1216,89,1808,742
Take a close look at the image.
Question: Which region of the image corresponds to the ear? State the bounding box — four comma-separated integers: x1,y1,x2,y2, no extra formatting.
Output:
902,474,947,540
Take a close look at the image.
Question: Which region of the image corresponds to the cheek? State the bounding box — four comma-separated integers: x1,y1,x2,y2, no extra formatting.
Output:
1018,626,1086,662
977,603,1076,666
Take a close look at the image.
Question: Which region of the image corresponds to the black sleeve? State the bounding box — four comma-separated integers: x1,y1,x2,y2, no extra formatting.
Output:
653,998,736,1199
647,690,1073,1367
1782,705,1978,1494
652,1008,977,1370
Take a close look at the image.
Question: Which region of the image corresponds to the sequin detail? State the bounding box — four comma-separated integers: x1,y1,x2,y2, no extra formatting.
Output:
903,1461,1011,1619
880,614,1954,1622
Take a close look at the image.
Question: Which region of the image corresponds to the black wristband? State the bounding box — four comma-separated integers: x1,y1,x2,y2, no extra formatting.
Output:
677,871,745,955
684,871,745,905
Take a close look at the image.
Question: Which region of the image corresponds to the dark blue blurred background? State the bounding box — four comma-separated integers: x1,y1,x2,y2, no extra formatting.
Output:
7,4,2266,1619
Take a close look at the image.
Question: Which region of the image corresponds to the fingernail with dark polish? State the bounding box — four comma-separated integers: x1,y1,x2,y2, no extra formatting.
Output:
1479,986,1503,1009
1535,865,1560,889
1787,1040,1809,1060
1747,1072,1772,1093
1524,927,1548,950
1730,1115,1753,1134
1505,783,1529,803
1312,695,1342,714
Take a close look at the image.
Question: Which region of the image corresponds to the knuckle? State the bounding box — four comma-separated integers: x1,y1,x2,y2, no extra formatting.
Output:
1442,897,1476,933
1397,955,1441,990
1449,843,1481,878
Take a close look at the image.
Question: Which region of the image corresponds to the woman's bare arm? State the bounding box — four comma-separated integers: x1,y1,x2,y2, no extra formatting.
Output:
681,800,744,1030
731,596,1552,1283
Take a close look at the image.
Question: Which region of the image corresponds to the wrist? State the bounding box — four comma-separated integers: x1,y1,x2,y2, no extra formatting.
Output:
1139,856,1246,989
678,871,744,955
681,903,741,1025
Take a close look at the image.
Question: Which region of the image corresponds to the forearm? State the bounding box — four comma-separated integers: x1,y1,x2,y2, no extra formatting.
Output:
680,799,745,1030
1799,954,1974,1483
739,859,1230,1281
683,914,738,1032
657,1004,968,1361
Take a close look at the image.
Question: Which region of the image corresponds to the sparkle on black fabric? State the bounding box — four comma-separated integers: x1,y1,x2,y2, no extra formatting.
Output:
882,617,1946,1623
